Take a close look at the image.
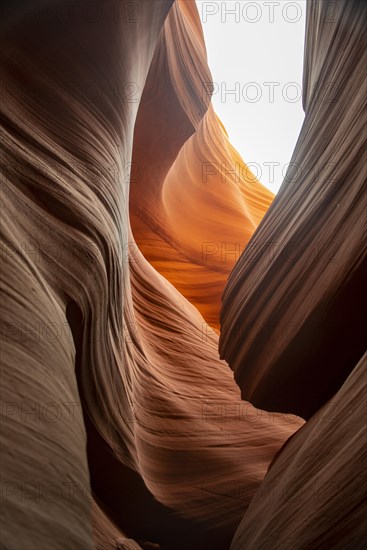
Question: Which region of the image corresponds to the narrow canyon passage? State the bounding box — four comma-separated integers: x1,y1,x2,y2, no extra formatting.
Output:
1,1,366,549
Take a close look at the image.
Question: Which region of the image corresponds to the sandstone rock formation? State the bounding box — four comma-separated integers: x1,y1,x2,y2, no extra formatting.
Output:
1,0,365,549
220,0,367,420
230,352,367,550
130,0,273,328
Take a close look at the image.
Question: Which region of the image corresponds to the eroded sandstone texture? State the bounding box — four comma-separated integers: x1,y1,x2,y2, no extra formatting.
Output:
1,1,365,549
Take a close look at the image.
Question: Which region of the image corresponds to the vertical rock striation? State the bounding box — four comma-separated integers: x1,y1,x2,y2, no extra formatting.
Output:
220,0,367,420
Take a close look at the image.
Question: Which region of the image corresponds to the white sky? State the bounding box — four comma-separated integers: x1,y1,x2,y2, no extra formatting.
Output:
197,0,306,193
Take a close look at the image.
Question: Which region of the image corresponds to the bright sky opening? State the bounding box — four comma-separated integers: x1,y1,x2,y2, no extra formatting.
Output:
198,0,306,193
